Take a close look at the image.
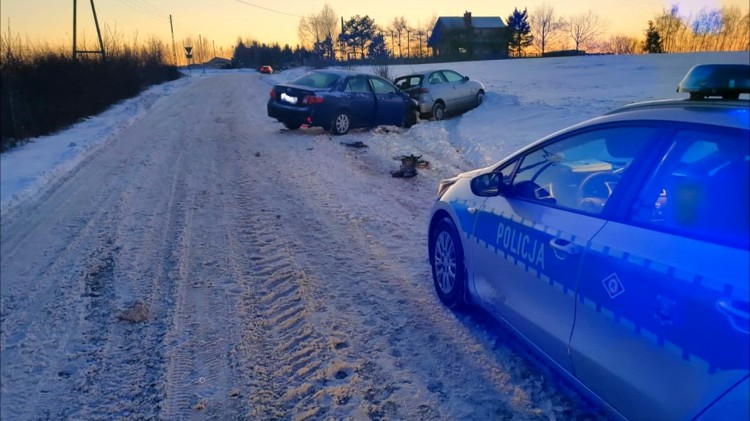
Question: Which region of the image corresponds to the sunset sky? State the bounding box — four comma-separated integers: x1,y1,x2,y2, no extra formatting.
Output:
1,0,746,57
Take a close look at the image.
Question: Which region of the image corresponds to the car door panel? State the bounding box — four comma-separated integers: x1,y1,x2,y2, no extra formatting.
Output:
343,76,376,127
469,124,657,371
572,225,749,420
471,198,605,370
427,72,451,110
369,77,406,126
441,70,469,111
570,126,750,420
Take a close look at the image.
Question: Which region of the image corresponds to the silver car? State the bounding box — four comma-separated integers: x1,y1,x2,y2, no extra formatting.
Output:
428,64,749,420
394,69,485,121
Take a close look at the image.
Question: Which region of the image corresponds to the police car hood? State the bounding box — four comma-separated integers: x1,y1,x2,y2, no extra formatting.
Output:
455,166,494,179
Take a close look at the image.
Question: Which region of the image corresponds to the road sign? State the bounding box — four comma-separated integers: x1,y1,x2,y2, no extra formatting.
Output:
184,46,193,54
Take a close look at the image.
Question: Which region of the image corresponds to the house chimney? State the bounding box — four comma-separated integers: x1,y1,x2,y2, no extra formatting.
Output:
463,11,472,26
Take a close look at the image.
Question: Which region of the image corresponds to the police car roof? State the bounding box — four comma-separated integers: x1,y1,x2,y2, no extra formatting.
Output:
601,99,750,130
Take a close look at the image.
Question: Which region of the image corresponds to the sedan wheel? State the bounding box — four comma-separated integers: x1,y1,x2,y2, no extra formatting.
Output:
432,103,446,121
476,91,485,107
431,218,468,309
331,112,351,135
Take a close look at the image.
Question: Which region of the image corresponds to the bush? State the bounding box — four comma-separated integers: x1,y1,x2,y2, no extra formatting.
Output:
1,48,181,152
373,63,391,80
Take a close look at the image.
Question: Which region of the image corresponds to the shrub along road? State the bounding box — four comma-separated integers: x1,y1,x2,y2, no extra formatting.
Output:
0,72,607,420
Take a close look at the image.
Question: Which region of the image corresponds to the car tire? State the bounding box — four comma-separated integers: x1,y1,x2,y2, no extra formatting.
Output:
283,121,302,130
331,111,351,135
432,102,446,121
402,110,418,129
430,218,469,309
476,91,485,107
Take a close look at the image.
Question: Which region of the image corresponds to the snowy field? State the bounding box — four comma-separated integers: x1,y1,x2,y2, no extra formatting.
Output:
0,51,747,420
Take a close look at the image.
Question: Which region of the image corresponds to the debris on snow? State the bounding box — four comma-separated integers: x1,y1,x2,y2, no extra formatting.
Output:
340,141,368,148
391,154,429,178
117,299,150,323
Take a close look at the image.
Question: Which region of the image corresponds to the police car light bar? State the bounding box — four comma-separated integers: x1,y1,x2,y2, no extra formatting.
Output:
678,64,750,100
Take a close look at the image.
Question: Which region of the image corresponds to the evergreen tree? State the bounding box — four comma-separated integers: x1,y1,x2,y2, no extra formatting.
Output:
643,20,664,53
313,36,335,60
341,15,378,60
506,8,534,56
368,33,389,60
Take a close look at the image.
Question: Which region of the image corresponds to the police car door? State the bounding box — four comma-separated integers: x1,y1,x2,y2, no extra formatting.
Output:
471,125,657,371
569,126,750,420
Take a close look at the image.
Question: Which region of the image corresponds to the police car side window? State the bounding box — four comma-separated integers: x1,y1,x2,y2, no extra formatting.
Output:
629,128,749,248
509,126,655,214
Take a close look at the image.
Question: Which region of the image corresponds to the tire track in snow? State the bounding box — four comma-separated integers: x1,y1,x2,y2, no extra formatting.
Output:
230,183,352,420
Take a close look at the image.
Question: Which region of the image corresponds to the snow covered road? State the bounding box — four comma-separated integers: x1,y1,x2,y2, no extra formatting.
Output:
2,69,623,419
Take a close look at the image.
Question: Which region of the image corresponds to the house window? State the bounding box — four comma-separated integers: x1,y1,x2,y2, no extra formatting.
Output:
458,47,467,54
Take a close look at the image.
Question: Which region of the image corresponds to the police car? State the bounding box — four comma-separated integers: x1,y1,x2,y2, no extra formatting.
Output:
428,64,749,420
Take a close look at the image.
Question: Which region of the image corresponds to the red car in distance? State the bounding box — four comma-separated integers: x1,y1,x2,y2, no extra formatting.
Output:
260,65,273,74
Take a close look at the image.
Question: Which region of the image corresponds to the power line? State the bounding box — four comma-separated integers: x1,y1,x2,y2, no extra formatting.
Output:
231,0,302,18
112,0,169,20
130,0,169,17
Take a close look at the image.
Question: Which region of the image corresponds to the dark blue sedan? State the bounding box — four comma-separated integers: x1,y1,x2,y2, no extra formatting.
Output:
267,69,418,135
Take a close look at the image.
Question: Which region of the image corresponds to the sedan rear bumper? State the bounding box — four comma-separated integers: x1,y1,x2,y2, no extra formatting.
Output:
267,101,314,126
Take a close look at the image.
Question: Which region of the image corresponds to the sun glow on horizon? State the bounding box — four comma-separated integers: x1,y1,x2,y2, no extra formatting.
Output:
1,0,747,58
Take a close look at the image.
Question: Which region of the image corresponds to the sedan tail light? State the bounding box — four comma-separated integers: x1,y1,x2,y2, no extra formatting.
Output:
420,87,430,94
302,95,324,105
269,89,276,99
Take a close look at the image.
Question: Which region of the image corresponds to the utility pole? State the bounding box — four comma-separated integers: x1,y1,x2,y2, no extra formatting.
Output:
199,35,206,74
170,15,177,66
72,0,106,61
72,0,77,60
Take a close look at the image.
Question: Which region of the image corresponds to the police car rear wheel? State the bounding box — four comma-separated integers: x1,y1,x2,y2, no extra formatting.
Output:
431,218,469,309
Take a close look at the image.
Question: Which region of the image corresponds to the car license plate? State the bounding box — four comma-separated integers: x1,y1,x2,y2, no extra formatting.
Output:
281,93,298,104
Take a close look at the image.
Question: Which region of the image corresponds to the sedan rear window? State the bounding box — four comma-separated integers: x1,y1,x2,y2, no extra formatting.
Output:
291,72,340,89
395,76,422,90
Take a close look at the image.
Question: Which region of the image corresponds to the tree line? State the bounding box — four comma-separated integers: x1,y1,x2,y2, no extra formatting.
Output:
281,2,748,63
1,29,179,149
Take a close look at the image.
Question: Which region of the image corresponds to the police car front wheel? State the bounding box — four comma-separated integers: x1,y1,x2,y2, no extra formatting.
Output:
431,218,469,309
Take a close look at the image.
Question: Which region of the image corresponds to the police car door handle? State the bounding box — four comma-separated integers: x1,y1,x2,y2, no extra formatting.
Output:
468,207,477,214
549,238,580,255
716,298,750,334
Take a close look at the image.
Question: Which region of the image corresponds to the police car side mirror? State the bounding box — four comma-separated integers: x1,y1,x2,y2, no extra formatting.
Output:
470,173,504,197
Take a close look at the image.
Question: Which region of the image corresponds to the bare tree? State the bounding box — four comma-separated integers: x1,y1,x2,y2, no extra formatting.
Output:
530,4,565,55
388,16,408,58
654,5,684,52
297,3,339,49
739,11,750,51
605,34,639,54
414,16,436,58
567,10,606,52
715,6,740,51
652,5,749,53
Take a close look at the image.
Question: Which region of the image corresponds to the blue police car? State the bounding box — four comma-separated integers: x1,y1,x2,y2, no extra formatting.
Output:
428,64,749,420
